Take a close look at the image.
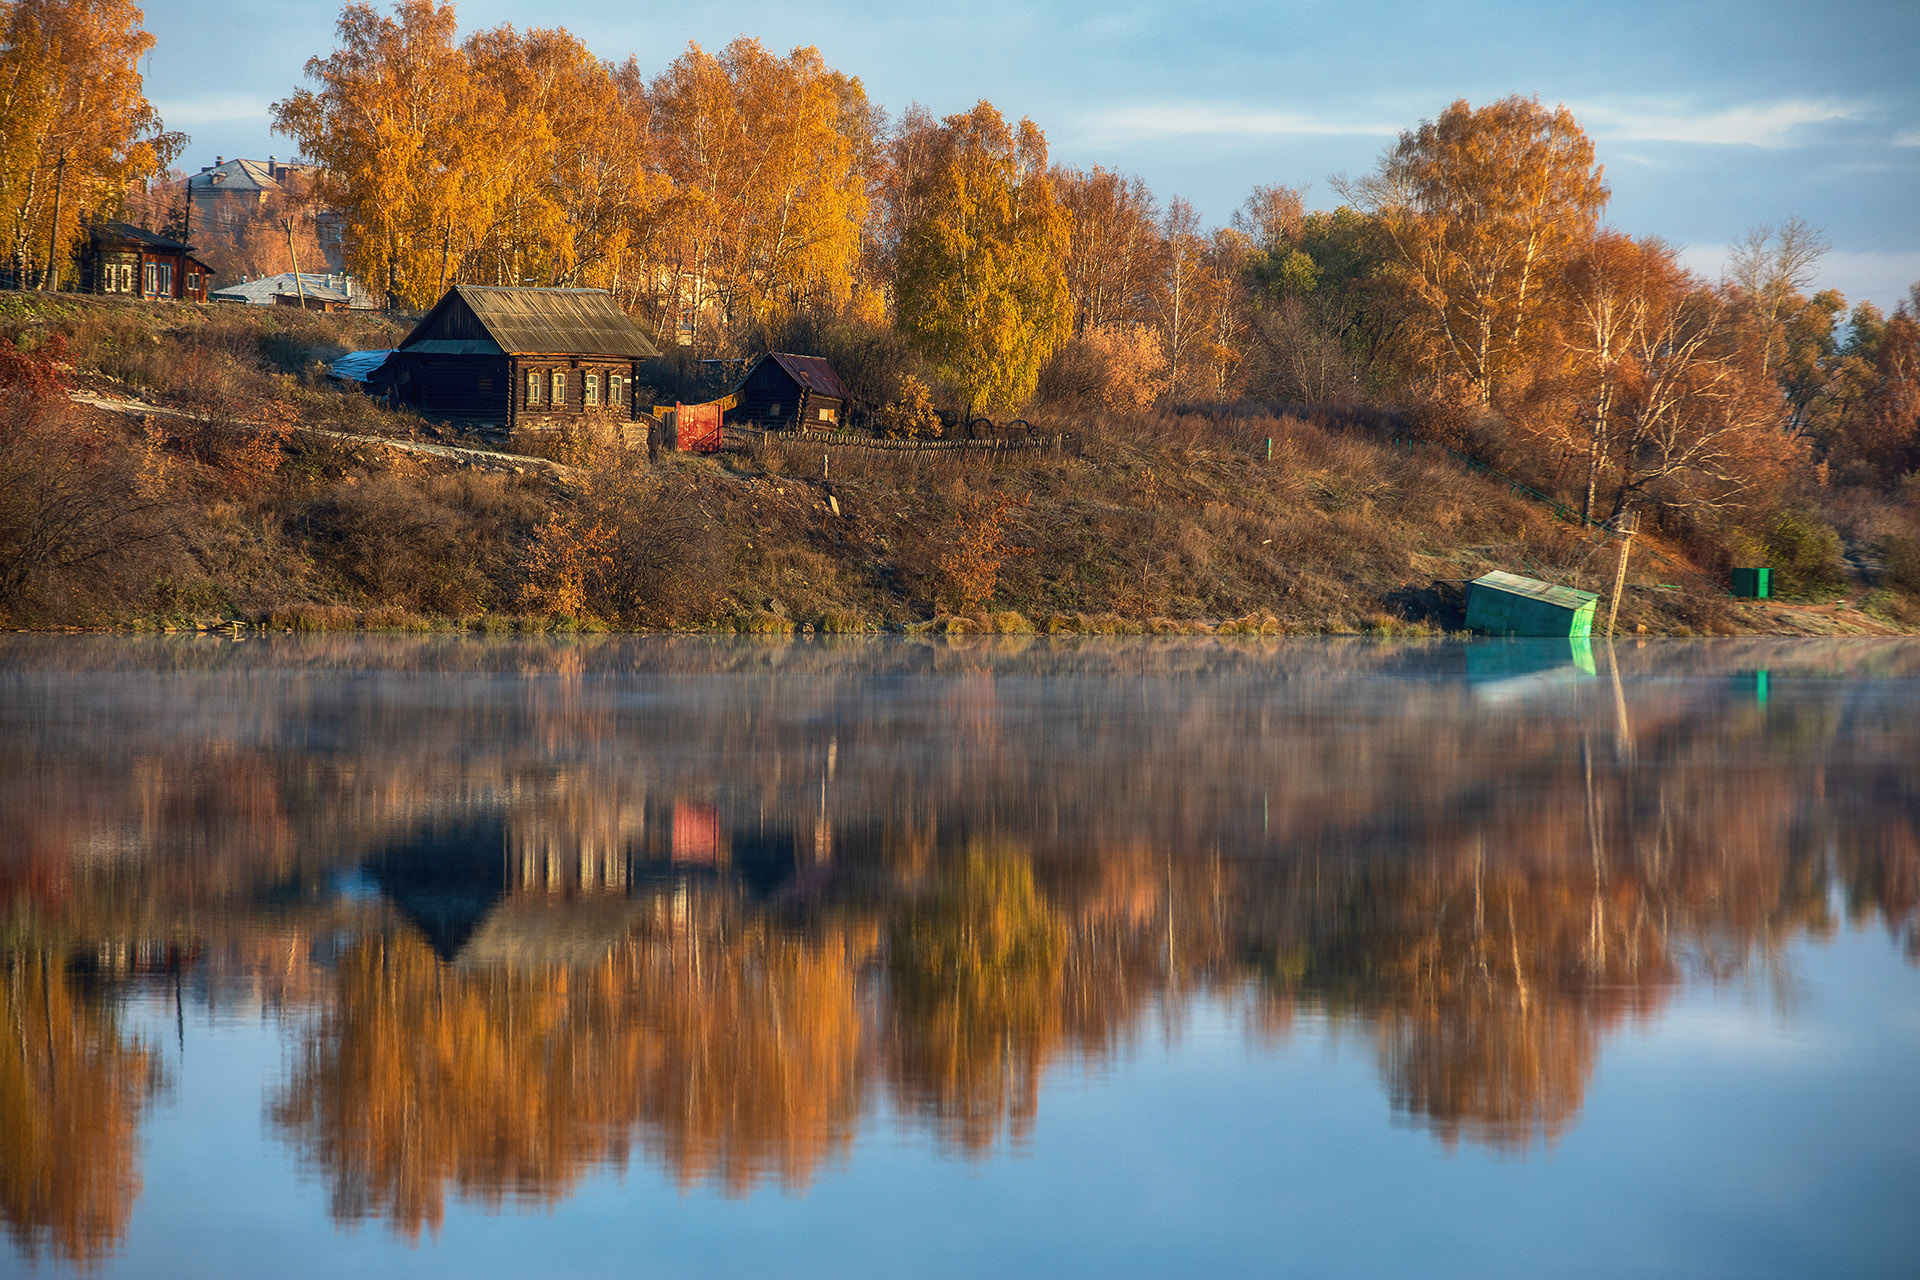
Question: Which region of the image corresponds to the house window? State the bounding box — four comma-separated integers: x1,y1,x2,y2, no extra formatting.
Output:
551,370,567,407
527,369,542,405
609,375,625,407
157,263,174,296
143,262,158,295
817,406,835,422
118,264,134,293
769,402,781,418
584,373,599,406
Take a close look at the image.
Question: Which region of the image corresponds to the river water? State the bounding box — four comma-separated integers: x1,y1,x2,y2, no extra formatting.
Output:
2,635,1917,1278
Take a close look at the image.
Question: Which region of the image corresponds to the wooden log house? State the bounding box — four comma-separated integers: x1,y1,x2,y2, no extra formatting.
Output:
729,352,853,429
380,285,661,434
77,222,212,302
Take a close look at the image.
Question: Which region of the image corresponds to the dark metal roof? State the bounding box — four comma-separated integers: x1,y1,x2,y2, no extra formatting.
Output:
1470,570,1598,610
400,285,660,359
760,352,852,402
90,220,197,252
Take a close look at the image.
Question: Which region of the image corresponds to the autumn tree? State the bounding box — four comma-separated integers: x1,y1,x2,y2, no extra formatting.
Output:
1152,197,1241,398
1345,96,1608,406
1244,205,1413,402
273,0,481,309
1230,183,1305,255
1823,294,1920,484
643,39,875,342
0,0,182,288
892,101,1071,417
458,25,644,291
1054,165,1160,334
1552,241,1794,521
1726,216,1830,382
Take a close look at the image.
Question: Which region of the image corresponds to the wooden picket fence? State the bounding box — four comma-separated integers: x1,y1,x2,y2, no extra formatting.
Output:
725,423,1075,456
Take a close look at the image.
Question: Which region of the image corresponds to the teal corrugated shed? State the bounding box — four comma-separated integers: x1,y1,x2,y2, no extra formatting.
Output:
1731,567,1771,599
1464,570,1599,638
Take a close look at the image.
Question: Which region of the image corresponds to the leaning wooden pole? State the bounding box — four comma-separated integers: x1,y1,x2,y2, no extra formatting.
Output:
1605,512,1637,639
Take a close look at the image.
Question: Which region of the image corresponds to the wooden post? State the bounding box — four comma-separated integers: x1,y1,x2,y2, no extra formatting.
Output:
41,151,66,292
1605,512,1637,639
284,215,306,309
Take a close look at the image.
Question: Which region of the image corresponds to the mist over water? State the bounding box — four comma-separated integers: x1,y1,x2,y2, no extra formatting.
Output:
3,636,1918,1278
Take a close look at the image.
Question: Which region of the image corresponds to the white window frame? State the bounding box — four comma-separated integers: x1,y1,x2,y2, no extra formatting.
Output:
551,370,566,407
585,373,599,406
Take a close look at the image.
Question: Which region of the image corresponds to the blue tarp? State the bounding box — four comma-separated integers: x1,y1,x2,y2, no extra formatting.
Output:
327,349,394,383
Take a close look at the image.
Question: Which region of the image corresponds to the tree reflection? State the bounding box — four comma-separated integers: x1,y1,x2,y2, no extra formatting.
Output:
271,908,868,1235
885,848,1067,1150
5,634,1920,1255
0,950,164,1268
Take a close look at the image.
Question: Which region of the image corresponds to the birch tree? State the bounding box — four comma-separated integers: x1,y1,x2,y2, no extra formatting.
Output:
892,102,1070,416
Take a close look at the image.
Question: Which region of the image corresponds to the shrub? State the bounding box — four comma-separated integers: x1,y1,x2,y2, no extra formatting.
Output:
1763,509,1848,598
0,337,176,622
936,491,1030,613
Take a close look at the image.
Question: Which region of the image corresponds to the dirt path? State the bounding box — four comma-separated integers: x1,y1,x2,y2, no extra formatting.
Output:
69,391,577,477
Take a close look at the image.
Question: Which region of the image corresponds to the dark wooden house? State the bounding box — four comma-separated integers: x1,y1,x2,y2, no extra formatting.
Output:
730,352,852,429
78,222,212,302
379,285,661,432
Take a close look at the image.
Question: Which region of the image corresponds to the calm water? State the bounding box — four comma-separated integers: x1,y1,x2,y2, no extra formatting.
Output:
2,635,1917,1278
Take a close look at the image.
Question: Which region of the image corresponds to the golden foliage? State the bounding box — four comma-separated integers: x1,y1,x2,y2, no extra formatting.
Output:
0,950,163,1266
872,372,944,439
0,0,182,287
644,39,875,338
935,490,1030,614
892,102,1072,416
1357,95,1608,406
519,511,612,620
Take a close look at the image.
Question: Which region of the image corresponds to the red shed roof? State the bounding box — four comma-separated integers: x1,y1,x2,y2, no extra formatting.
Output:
758,352,852,402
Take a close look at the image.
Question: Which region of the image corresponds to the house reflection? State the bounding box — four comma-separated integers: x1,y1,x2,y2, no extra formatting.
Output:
4,637,1919,1256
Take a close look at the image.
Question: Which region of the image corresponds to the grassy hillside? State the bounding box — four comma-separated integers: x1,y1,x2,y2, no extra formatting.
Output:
2,293,1912,636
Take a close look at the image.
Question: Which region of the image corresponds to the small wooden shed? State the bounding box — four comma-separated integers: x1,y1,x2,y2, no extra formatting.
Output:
730,352,852,429
1464,570,1598,638
380,285,660,432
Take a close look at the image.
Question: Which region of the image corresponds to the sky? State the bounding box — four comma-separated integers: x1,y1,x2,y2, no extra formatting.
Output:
140,0,1920,310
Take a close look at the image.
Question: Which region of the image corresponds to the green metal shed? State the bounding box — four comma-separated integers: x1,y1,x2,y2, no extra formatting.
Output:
1464,570,1599,638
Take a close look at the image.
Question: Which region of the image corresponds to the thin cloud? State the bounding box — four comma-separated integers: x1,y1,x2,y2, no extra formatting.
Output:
1578,97,1861,147
151,94,274,130
1683,244,1920,310
1894,127,1920,147
1081,102,1401,145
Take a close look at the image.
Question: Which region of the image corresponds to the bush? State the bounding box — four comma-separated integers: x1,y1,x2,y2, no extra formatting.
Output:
298,472,540,616
1763,509,1848,598
0,337,177,622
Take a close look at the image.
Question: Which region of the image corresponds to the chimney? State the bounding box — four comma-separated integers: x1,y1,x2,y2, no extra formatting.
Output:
215,156,223,165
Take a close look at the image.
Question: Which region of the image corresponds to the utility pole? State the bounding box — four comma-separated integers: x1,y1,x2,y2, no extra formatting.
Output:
1605,511,1638,639
41,151,67,292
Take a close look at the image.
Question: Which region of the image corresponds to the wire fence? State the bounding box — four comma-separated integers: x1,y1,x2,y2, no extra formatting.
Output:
1385,436,1736,598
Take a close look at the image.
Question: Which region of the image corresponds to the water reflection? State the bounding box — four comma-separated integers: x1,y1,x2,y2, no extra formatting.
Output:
0,950,165,1268
2,635,1918,1262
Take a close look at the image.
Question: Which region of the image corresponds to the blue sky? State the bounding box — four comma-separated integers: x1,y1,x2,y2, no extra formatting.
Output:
142,0,1920,308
